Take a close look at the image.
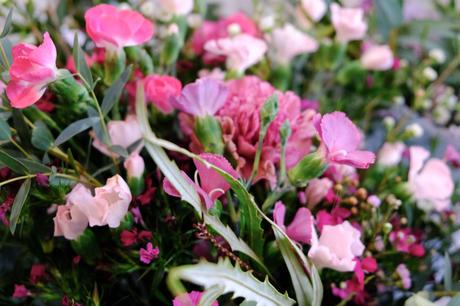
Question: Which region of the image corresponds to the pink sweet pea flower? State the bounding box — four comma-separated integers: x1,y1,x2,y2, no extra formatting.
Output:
6,32,58,109
268,23,319,65
85,4,154,50
360,44,394,71
171,78,229,116
377,142,406,167
204,34,267,73
53,203,88,240
12,284,30,299
144,75,182,114
300,0,327,22
139,242,159,264
173,291,219,306
444,144,460,168
315,112,375,169
408,146,454,212
273,201,313,244
163,153,238,209
303,178,333,208
330,4,367,43
308,221,365,272
68,175,132,228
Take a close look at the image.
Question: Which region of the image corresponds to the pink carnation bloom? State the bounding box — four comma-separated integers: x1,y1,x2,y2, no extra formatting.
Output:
139,242,159,264
218,76,317,186
163,153,238,209
12,284,30,299
171,78,228,116
273,201,313,244
6,32,58,109
315,112,375,169
173,291,219,306
144,75,182,114
85,4,154,50
408,146,454,212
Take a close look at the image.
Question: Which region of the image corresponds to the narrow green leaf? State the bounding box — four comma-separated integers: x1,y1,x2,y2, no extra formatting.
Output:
101,65,133,115
12,109,32,150
375,0,402,39
444,252,452,291
73,33,93,88
17,158,51,174
110,145,129,158
0,149,28,174
0,117,11,140
0,9,12,38
31,121,54,151
9,179,31,235
0,37,12,68
55,117,99,146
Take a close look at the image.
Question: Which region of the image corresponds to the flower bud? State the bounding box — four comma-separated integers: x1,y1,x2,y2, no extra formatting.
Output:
382,222,393,234
429,48,446,64
124,153,145,196
50,69,92,114
404,123,424,139
422,67,437,81
288,151,328,187
104,49,126,86
194,115,225,154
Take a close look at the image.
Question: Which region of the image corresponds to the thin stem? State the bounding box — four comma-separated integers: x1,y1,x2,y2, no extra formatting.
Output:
261,185,293,212
0,174,37,187
10,138,32,159
246,128,267,187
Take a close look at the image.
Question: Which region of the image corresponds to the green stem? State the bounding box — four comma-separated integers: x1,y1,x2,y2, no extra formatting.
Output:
246,128,267,187
261,185,293,213
10,138,32,159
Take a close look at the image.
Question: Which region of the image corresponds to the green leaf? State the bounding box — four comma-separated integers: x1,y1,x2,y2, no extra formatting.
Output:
444,252,452,291
168,258,295,306
198,285,224,306
17,158,51,174
0,9,12,38
101,65,133,115
0,149,28,174
73,33,93,88
0,37,12,68
31,121,54,151
55,117,99,146
12,109,32,150
0,117,11,140
71,229,101,264
110,145,129,158
9,179,31,235
375,0,402,39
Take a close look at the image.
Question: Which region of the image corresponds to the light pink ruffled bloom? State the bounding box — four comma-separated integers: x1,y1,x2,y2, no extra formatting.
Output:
69,175,132,228
144,75,182,114
308,221,365,272
273,201,313,244
269,23,319,65
85,4,154,50
300,0,327,21
330,3,367,43
171,78,228,116
408,146,454,212
163,153,238,209
92,115,143,157
6,32,58,109
360,44,394,71
315,112,375,169
304,178,333,208
173,291,219,306
53,203,88,240
377,142,406,167
124,152,145,179
204,34,267,73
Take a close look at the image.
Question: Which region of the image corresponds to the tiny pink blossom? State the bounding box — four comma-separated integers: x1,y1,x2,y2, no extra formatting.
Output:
85,4,154,50
6,32,58,109
12,284,30,299
315,112,375,169
124,153,145,179
444,144,460,168
330,4,367,43
173,291,219,306
30,264,46,284
300,0,327,22
139,242,159,264
273,201,313,244
360,44,394,71
396,264,412,289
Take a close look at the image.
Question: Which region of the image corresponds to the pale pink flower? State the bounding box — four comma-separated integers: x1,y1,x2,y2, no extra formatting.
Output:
69,175,132,228
92,115,143,157
53,203,88,240
171,78,229,116
144,75,182,114
377,142,406,167
6,32,57,109
330,4,367,43
273,201,313,244
173,291,219,306
268,24,318,65
304,178,333,208
164,153,238,209
85,4,154,50
12,284,30,299
308,221,365,272
408,146,454,212
403,0,440,21
396,264,411,289
315,112,375,169
300,0,327,21
139,242,159,264
155,0,194,17
204,34,267,73
124,152,145,179
360,44,394,71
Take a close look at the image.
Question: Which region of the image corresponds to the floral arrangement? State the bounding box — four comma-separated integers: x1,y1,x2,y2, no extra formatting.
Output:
0,0,459,305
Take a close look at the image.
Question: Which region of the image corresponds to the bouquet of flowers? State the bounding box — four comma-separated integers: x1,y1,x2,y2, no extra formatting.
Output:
0,0,459,305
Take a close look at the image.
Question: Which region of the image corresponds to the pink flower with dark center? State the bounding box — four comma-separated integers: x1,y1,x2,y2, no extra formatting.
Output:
273,201,313,244
6,32,58,109
139,242,159,264
315,112,375,169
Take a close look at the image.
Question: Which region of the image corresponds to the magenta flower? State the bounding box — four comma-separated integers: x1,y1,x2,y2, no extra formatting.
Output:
163,153,238,209
315,112,375,169
173,291,219,306
273,201,313,244
139,242,159,264
171,78,228,116
30,264,46,284
12,284,30,299
444,144,460,168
